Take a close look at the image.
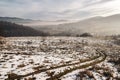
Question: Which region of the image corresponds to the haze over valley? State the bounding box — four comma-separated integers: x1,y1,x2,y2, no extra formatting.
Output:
1,14,120,36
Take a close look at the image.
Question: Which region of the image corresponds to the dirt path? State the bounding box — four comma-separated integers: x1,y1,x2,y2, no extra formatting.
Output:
7,50,106,80
46,50,106,80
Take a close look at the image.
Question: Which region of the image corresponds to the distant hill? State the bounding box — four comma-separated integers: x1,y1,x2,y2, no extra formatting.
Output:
0,21,48,37
1,14,120,36
33,14,120,36
0,17,33,24
0,17,74,26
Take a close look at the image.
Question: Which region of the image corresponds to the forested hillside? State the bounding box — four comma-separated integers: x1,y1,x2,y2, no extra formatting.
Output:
0,21,48,37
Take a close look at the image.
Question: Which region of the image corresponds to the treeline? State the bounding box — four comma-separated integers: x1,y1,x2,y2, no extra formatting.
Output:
53,32,93,37
0,21,48,37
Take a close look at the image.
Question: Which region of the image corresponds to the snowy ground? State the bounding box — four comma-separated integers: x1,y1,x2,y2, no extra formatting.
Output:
0,37,120,80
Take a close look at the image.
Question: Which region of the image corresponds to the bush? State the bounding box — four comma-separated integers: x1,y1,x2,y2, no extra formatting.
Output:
80,33,93,37
0,36,6,45
6,73,20,80
114,39,120,45
17,64,25,68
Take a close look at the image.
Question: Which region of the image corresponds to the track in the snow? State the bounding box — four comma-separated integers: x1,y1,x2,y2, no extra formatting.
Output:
7,50,106,80
46,50,106,80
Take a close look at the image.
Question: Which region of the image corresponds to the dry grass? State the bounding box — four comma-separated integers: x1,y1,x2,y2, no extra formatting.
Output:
17,64,25,68
0,36,6,49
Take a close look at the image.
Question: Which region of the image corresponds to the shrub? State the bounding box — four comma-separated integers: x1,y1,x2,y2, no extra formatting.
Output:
114,39,120,45
0,36,6,45
27,77,36,80
80,33,93,37
6,73,20,80
17,64,25,68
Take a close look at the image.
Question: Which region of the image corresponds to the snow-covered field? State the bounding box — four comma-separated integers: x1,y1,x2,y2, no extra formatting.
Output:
0,37,120,80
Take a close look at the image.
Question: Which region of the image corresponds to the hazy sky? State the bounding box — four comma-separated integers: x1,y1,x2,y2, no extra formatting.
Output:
0,0,120,20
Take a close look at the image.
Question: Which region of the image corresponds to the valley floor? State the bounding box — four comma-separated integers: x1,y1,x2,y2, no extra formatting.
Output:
0,37,120,80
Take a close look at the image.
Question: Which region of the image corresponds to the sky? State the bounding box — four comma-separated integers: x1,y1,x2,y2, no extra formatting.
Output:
0,0,120,20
